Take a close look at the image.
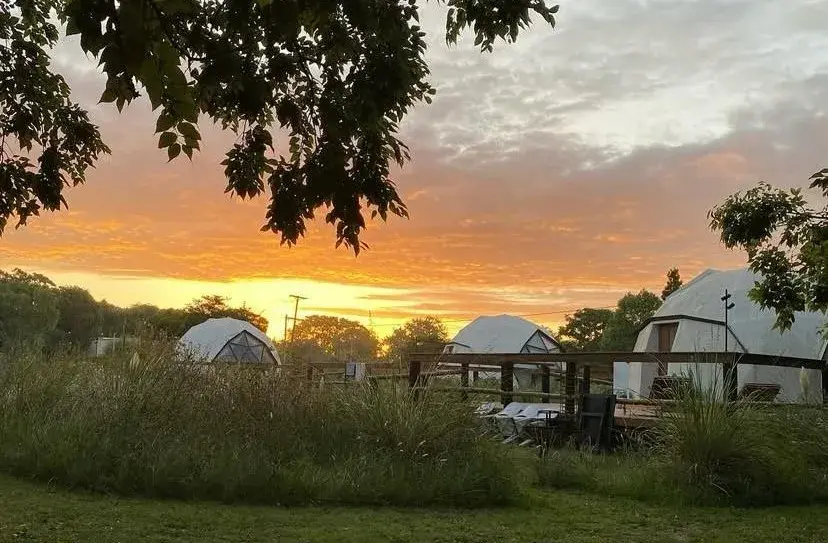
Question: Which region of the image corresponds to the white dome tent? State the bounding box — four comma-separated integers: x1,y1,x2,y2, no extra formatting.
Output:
443,314,563,388
178,317,281,365
630,268,826,403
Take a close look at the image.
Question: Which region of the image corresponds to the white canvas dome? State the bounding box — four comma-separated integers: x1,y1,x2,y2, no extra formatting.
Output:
178,317,280,364
630,268,826,403
648,268,826,358
444,314,562,390
446,314,561,354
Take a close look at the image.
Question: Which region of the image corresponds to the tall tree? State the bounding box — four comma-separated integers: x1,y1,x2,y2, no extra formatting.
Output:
291,315,378,362
600,290,662,351
383,316,448,365
557,308,614,352
2,0,559,252
710,179,828,330
0,269,59,351
661,268,683,300
184,295,269,333
53,286,102,347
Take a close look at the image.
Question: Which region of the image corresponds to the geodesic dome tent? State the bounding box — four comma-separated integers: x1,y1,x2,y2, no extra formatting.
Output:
443,314,563,388
629,268,826,402
178,317,280,365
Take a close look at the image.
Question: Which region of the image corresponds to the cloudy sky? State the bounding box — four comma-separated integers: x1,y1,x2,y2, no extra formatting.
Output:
3,0,828,338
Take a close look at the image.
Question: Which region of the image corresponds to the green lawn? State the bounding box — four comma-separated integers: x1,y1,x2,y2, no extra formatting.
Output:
2,475,828,542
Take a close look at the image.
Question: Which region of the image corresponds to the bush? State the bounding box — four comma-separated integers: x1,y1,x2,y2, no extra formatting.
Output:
0,341,522,507
537,369,828,507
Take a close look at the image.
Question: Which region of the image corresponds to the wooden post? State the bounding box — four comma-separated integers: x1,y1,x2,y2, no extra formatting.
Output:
581,365,591,395
473,370,479,383
541,365,551,400
408,359,422,397
501,362,514,406
565,361,577,416
460,362,469,401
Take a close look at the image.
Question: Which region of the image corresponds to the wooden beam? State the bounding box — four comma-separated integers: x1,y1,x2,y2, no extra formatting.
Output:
581,365,591,395
460,362,469,401
408,351,825,370
565,362,577,415
501,362,514,405
541,365,551,395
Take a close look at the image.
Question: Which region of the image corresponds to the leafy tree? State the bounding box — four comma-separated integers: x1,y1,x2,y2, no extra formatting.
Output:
0,269,59,351
184,295,269,333
53,286,102,347
291,315,378,362
557,308,613,352
661,268,683,300
709,179,828,330
600,290,661,351
383,316,448,365
1,0,559,252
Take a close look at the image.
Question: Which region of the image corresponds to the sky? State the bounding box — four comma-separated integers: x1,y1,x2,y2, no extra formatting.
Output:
3,0,828,339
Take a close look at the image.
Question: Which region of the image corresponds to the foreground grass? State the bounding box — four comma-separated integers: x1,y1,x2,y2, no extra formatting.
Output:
0,344,519,507
2,475,828,543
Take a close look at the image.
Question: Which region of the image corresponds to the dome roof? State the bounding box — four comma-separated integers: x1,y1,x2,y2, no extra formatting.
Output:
178,317,280,364
448,314,560,353
655,268,826,359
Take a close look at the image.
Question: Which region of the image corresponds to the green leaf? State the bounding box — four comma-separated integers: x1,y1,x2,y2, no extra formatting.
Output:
168,143,181,161
177,122,200,140
99,89,117,103
182,145,193,159
158,132,177,148
156,114,176,133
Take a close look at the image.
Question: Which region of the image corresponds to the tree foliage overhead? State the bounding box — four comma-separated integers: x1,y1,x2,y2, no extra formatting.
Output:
661,267,682,300
709,178,828,331
383,316,448,364
0,0,110,234
1,0,559,252
557,308,613,352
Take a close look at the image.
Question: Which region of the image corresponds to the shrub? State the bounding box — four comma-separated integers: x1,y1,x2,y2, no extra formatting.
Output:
0,340,521,507
536,367,828,507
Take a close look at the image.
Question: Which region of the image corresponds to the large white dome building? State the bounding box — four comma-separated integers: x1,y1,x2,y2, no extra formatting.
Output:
629,268,826,402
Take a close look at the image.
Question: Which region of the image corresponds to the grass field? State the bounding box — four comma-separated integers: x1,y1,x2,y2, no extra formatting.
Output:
2,474,828,543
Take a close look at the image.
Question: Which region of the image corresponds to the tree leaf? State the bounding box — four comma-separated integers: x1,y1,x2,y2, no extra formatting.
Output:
167,143,182,161
156,113,176,133
158,132,177,148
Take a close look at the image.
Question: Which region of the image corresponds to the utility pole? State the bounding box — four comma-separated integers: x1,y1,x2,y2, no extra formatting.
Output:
288,294,306,342
721,289,735,352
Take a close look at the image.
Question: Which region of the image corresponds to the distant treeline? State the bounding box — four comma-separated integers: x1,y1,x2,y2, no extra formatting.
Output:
0,269,268,353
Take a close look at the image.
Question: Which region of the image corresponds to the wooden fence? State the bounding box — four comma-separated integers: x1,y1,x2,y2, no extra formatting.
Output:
404,351,826,416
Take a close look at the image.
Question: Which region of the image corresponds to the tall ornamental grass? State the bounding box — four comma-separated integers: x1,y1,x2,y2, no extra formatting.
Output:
537,365,828,506
0,341,522,507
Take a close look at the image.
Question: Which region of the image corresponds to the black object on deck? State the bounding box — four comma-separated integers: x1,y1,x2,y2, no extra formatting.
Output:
577,393,617,451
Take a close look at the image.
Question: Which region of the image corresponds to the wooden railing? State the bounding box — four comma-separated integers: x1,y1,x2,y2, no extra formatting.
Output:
404,351,826,415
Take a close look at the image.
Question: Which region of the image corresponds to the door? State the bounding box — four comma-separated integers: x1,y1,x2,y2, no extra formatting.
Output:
656,322,678,375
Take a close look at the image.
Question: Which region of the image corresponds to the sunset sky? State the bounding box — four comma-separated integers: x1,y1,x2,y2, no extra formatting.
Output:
3,0,828,339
